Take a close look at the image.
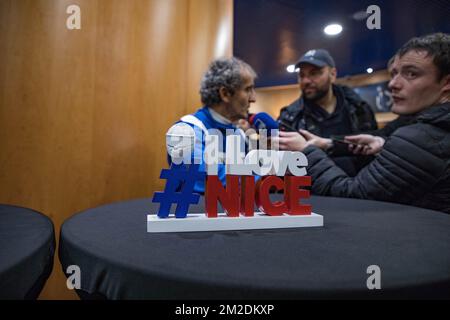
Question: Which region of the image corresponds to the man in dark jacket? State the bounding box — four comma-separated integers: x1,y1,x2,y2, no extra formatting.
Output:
277,49,378,175
276,33,450,214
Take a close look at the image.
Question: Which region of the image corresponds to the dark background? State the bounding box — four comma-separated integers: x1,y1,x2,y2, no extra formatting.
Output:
234,0,450,87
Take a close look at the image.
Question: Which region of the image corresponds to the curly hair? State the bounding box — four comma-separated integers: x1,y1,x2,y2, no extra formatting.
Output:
199,57,257,106
396,33,450,80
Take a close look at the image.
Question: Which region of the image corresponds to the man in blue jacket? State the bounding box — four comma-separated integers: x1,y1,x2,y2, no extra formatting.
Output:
275,33,450,214
166,57,257,194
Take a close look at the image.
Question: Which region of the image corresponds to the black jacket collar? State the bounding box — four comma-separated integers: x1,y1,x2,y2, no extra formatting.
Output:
416,102,450,130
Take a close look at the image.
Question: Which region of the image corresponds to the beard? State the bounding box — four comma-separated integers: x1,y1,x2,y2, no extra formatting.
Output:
302,78,331,102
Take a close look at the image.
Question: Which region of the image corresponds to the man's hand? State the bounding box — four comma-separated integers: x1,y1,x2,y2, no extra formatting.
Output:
236,119,251,131
299,130,333,150
344,134,385,155
277,131,308,151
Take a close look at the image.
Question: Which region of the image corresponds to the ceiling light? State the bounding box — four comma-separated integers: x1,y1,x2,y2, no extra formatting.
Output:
324,24,343,36
367,68,374,74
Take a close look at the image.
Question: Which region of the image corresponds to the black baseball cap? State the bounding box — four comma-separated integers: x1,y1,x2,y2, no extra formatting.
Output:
295,49,336,69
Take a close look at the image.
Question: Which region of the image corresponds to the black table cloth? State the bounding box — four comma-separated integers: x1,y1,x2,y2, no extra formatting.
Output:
59,196,450,299
0,205,55,299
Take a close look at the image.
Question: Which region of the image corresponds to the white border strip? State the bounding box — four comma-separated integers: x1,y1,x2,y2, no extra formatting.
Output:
147,212,323,233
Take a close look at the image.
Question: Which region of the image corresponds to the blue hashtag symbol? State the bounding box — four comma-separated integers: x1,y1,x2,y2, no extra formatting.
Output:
152,164,205,218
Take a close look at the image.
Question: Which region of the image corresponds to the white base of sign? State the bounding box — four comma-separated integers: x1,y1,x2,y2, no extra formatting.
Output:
147,212,323,233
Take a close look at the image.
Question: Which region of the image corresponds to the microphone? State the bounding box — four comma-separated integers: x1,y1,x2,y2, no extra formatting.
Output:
249,112,279,131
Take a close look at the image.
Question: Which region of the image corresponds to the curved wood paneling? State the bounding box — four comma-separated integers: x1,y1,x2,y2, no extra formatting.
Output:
0,0,232,299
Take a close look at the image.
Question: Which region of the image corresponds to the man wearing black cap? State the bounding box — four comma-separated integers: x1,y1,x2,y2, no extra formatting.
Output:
277,49,377,175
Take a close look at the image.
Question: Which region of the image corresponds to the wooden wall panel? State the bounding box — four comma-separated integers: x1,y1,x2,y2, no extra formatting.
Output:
0,0,232,299
186,0,233,112
251,86,300,118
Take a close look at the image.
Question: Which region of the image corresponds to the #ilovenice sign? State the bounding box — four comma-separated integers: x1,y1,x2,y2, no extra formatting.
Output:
148,131,323,232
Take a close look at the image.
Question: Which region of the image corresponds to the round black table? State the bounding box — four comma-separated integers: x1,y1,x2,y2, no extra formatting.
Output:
59,196,450,299
0,205,55,299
